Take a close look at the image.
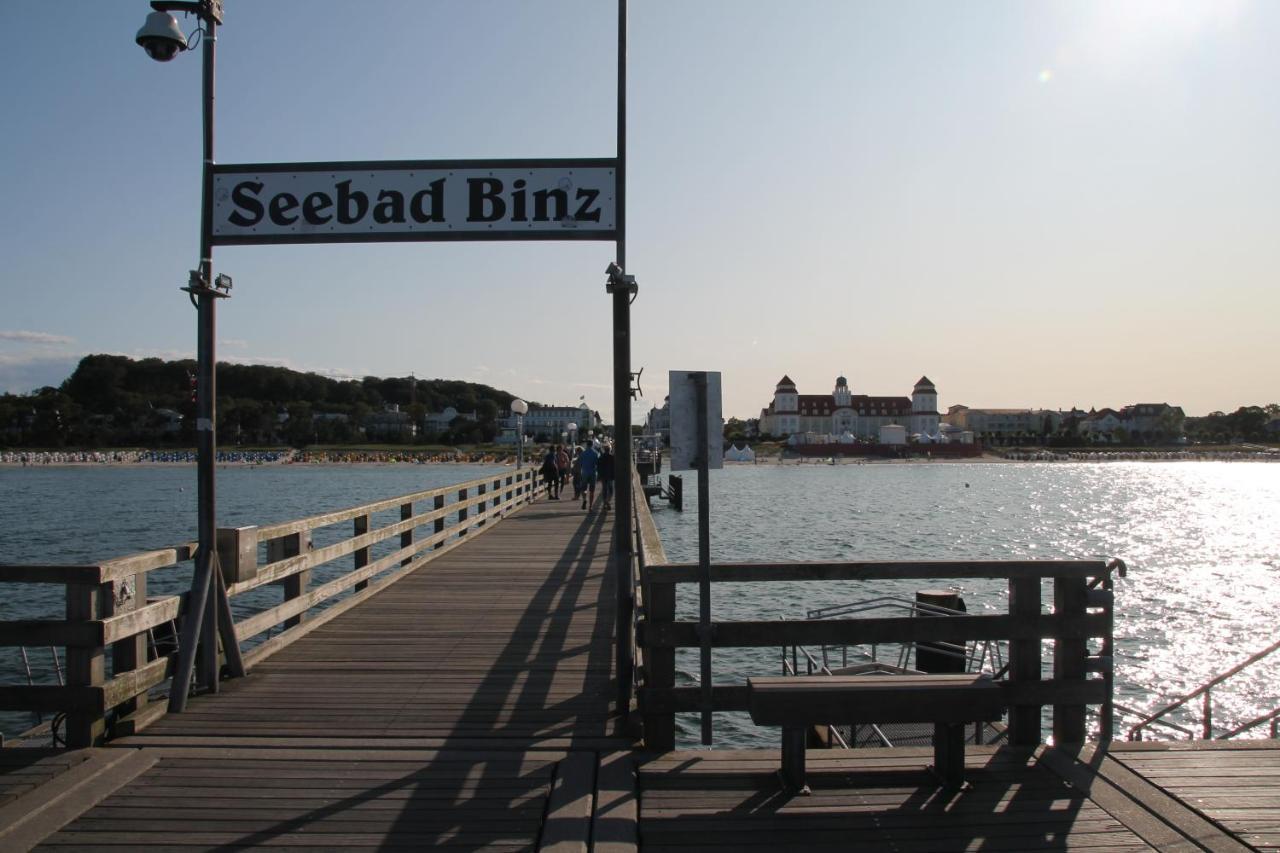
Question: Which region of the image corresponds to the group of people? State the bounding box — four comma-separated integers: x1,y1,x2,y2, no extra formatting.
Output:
538,438,616,511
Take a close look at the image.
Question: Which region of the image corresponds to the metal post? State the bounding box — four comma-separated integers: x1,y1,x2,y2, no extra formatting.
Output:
611,0,635,717
169,10,243,711
517,413,524,468
695,372,712,745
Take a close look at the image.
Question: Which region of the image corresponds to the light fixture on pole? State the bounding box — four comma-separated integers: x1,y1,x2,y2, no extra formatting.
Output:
567,422,578,448
137,0,244,715
510,399,528,467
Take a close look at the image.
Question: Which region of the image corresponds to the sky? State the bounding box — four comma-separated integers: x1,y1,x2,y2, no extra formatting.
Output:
1,1,1277,420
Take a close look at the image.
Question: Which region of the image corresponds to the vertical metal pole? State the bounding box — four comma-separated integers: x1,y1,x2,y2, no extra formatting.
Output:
517,413,523,468
170,13,243,709
695,372,712,745
612,0,634,717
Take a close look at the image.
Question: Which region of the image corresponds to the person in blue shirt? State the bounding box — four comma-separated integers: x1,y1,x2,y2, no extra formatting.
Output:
578,441,600,510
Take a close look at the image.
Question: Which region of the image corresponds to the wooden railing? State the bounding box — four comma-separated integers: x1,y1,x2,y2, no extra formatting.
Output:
624,480,1123,751
0,468,543,747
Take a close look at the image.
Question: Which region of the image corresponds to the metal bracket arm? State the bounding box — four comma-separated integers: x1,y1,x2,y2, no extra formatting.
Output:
151,0,223,25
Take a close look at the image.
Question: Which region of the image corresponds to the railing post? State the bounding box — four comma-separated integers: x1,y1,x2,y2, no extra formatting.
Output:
434,494,446,549
65,581,107,747
108,573,147,728
268,531,311,629
400,502,414,567
1053,576,1087,745
505,474,514,509
354,514,370,591
1009,575,1041,746
616,548,635,717
642,578,676,752
1098,570,1116,742
493,477,503,518
476,482,487,528
457,487,469,536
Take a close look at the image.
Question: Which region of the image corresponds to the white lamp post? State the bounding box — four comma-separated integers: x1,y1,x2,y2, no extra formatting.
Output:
510,399,528,467
567,422,578,448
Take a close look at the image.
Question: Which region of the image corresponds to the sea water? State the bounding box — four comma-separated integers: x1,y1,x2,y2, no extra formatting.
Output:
2,460,1277,746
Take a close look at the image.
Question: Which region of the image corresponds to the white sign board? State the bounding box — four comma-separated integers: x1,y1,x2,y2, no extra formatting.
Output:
211,159,616,245
668,370,724,472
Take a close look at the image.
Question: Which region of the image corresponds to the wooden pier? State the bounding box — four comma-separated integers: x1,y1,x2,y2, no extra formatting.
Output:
3,471,1280,850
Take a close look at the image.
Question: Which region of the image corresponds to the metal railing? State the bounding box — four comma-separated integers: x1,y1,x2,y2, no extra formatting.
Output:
1127,636,1280,741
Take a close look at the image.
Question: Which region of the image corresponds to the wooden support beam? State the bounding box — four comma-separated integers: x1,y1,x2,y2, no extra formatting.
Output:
642,581,676,752
1009,575,1042,746
1054,576,1089,745
399,501,414,567
64,582,107,747
108,572,148,721
268,531,311,630
353,513,370,592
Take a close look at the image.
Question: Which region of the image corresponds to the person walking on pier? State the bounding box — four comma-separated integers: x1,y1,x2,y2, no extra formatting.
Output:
578,441,600,510
541,446,560,499
571,447,583,500
598,442,615,511
555,444,570,495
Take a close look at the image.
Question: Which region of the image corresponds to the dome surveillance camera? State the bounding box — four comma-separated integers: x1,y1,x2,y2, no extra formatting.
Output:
136,11,188,62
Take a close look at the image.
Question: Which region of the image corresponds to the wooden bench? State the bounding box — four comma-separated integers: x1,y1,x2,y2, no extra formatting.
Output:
747,673,1006,792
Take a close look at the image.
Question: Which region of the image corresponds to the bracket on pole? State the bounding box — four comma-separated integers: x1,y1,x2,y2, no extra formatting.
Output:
605,262,639,299
151,0,223,25
630,366,643,400
181,269,230,306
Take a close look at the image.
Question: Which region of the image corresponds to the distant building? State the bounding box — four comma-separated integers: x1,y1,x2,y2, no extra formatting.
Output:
423,406,476,434
154,408,184,434
365,405,416,441
644,397,670,439
1079,403,1184,443
759,375,940,440
518,402,601,442
945,406,1059,439
1120,403,1185,442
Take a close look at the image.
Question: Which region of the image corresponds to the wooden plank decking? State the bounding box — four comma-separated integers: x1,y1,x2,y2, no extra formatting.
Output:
636,743,1272,852
2,495,637,851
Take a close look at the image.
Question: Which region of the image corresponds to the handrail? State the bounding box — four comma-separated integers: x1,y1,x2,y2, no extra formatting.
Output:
1127,636,1280,741
0,467,544,747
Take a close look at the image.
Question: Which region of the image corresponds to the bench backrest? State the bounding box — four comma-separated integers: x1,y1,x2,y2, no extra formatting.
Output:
748,674,1006,726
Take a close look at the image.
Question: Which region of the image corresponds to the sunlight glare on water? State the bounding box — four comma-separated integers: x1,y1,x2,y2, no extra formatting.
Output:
651,461,1280,746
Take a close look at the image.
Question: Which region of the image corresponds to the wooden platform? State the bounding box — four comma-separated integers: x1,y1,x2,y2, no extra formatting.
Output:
636,742,1272,851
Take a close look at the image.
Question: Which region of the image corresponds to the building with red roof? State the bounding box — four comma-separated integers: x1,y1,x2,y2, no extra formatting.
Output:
759,374,940,439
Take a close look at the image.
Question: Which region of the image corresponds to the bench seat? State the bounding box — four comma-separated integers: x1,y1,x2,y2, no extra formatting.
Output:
747,673,1006,792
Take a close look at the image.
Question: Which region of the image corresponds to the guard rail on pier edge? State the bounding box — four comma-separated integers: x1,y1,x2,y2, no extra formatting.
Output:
1127,635,1280,741
622,473,1125,751
0,468,543,747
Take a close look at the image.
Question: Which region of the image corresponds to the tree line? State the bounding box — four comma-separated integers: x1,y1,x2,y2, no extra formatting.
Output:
0,354,524,448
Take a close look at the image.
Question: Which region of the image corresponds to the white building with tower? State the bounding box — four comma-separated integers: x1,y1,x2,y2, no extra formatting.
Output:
759,375,941,441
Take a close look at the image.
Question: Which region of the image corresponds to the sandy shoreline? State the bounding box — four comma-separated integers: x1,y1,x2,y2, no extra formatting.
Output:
3,449,1274,468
